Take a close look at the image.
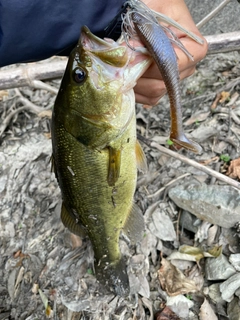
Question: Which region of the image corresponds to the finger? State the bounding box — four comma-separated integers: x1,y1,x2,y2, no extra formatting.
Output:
134,63,195,102
135,89,167,105
134,65,196,105
141,62,163,80
134,78,167,105
134,77,166,96
174,37,208,72
179,65,196,80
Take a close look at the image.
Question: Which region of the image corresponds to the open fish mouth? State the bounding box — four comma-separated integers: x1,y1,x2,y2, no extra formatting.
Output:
80,26,129,68
78,25,151,93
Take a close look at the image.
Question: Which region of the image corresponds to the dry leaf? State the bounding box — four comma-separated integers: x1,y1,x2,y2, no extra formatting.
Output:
181,245,222,259
158,258,197,296
207,246,222,258
219,91,230,103
13,250,29,259
0,90,9,100
155,306,180,320
44,132,52,139
38,110,52,118
179,245,204,261
210,93,221,110
167,251,198,262
226,92,239,106
199,298,218,320
199,156,219,166
227,158,240,179
32,282,39,294
184,111,210,126
39,288,53,317
207,225,219,247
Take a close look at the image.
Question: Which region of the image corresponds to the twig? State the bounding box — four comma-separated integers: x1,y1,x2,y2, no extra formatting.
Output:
31,80,58,95
0,106,30,137
196,0,232,29
0,88,45,137
15,88,45,113
219,76,240,93
138,135,240,190
147,173,191,198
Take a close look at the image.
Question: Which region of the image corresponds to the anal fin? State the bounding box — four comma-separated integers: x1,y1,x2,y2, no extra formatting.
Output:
135,140,148,173
122,203,145,244
60,202,85,238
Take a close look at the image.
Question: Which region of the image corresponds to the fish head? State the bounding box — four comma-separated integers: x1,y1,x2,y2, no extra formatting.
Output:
55,26,151,123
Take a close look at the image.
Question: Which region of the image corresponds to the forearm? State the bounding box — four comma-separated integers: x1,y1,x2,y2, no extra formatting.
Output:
0,0,124,67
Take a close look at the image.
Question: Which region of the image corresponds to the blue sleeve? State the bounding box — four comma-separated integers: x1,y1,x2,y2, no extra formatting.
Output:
0,0,125,67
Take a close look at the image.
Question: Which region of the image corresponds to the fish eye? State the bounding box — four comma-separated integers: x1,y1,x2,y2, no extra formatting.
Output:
73,67,86,84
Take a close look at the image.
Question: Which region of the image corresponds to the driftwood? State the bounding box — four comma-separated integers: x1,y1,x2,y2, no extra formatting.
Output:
0,32,239,91
206,32,240,55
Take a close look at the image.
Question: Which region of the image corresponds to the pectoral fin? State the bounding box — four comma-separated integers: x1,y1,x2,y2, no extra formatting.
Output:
107,147,121,186
135,140,148,172
60,203,85,238
122,203,145,244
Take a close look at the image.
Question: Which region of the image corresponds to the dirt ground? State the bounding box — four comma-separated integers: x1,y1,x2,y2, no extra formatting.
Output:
0,50,240,320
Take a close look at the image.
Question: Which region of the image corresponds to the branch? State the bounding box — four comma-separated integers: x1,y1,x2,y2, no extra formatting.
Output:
138,135,240,190
205,32,240,55
0,88,45,137
0,60,67,90
0,32,239,90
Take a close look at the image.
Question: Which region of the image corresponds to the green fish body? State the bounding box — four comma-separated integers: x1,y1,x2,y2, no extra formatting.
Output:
51,26,150,296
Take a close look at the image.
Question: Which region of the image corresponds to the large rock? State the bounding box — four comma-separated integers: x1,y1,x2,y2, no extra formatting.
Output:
168,183,240,228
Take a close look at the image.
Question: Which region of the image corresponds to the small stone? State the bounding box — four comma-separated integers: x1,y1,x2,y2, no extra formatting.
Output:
166,295,194,319
5,221,15,238
0,175,7,193
208,283,225,304
179,210,198,233
229,254,240,272
149,209,176,241
227,297,240,320
205,254,236,280
220,273,240,302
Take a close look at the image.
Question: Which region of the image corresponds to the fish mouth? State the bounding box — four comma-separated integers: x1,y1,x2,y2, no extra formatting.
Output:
80,26,116,50
80,26,129,68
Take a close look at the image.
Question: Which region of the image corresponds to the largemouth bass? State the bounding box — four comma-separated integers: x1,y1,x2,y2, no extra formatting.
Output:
51,26,151,296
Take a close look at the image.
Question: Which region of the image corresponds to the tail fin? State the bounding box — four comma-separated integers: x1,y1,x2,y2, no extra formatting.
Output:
95,257,129,297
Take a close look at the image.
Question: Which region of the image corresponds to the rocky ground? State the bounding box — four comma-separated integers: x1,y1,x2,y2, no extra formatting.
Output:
0,46,240,320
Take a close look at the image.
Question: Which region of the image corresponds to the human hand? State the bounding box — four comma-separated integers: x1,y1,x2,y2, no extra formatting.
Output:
134,0,208,106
